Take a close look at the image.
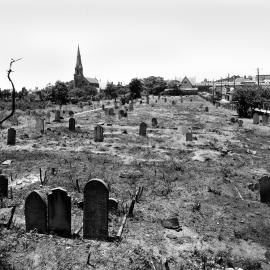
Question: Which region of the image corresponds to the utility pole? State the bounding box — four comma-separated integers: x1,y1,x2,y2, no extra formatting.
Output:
257,68,260,88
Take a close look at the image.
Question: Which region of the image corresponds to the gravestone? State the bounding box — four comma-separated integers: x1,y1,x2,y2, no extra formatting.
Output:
186,132,193,141
102,104,105,110
7,128,16,145
146,95,149,104
104,108,109,116
205,107,209,112
108,198,118,211
0,175,8,198
69,118,75,131
190,98,192,102
108,108,114,116
259,176,270,203
94,125,104,142
25,191,47,234
164,98,167,103
35,118,44,134
253,112,259,124
83,179,109,240
238,119,243,127
139,122,147,136
158,95,160,100
46,112,51,123
152,118,158,128
118,110,125,119
69,111,74,117
114,101,118,109
129,103,133,111
172,100,176,105
48,188,71,237
121,98,126,105
54,110,61,122
262,114,269,125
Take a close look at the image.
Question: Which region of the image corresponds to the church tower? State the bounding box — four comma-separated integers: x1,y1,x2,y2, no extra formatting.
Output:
74,46,84,88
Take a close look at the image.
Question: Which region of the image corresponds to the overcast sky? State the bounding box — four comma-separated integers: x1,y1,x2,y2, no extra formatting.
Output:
0,0,270,90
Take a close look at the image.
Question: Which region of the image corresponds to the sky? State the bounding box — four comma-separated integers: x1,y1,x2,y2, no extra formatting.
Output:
0,0,270,90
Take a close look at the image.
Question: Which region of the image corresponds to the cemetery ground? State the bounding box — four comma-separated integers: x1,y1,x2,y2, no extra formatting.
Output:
1,96,270,269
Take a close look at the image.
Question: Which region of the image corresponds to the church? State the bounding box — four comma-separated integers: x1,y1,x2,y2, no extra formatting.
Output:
73,46,99,89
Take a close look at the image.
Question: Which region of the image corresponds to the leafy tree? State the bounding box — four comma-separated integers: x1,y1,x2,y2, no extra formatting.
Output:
129,78,143,99
104,82,118,99
52,81,68,107
143,76,167,95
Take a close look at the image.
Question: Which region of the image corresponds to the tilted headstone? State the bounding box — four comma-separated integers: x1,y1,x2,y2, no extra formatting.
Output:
54,110,61,122
25,191,47,234
186,132,193,141
94,125,104,142
139,122,147,136
69,118,75,131
7,128,16,145
262,114,269,125
0,175,8,198
259,176,270,203
35,118,44,134
253,112,259,124
83,179,109,240
48,188,71,237
108,198,118,211
152,118,158,128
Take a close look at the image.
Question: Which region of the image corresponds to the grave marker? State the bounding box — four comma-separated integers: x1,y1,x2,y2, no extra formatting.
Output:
35,118,44,134
152,118,158,128
262,114,269,125
253,112,259,124
69,118,76,131
139,122,147,136
238,119,243,127
186,132,193,141
94,125,104,142
54,110,61,122
48,188,71,237
25,191,47,234
205,107,209,112
108,198,118,211
0,175,8,198
259,176,270,203
7,128,16,145
83,179,109,239
108,108,114,116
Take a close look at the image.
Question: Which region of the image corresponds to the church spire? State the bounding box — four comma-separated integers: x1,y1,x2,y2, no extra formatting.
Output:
75,45,83,75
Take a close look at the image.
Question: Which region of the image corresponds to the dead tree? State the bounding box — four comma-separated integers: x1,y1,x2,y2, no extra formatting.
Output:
0,58,22,126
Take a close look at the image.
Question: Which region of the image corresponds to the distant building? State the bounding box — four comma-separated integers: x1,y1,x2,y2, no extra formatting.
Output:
180,76,195,90
74,46,99,89
256,74,270,82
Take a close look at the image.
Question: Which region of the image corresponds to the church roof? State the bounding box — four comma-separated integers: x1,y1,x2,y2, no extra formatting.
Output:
85,77,99,84
76,46,83,69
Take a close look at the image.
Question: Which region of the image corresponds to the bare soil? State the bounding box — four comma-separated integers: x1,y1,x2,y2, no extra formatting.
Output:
0,96,270,269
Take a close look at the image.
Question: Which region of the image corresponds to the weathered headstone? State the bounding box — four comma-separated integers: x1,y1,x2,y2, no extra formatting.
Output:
46,112,51,123
108,108,114,116
48,188,71,237
35,118,44,134
104,108,109,116
253,112,259,124
69,118,75,131
0,175,8,198
54,110,61,122
259,176,270,203
7,128,16,145
83,179,109,240
94,125,104,142
262,114,269,125
238,119,243,127
186,132,193,141
129,103,133,111
152,118,158,128
108,198,118,211
25,191,47,234
139,122,147,136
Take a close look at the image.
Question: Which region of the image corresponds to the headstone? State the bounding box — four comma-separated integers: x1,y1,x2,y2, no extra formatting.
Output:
0,175,8,198
238,119,243,127
46,112,51,123
152,118,158,128
259,176,270,203
205,107,209,112
83,179,109,240
25,191,47,234
262,114,269,125
48,188,71,237
35,118,44,134
7,128,16,145
108,108,114,116
69,118,75,131
146,95,149,104
164,98,167,103
69,111,74,117
186,132,193,141
129,103,133,111
94,125,104,142
54,110,61,122
253,112,259,124
102,104,105,110
104,108,109,116
114,101,118,109
139,122,147,136
172,100,176,105
121,98,125,105
118,110,125,119
108,198,118,211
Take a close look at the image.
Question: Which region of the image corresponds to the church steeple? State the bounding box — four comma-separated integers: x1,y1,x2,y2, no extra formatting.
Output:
75,45,83,76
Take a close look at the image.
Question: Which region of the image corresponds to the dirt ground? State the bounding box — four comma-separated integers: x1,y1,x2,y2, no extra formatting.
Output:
1,95,270,270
